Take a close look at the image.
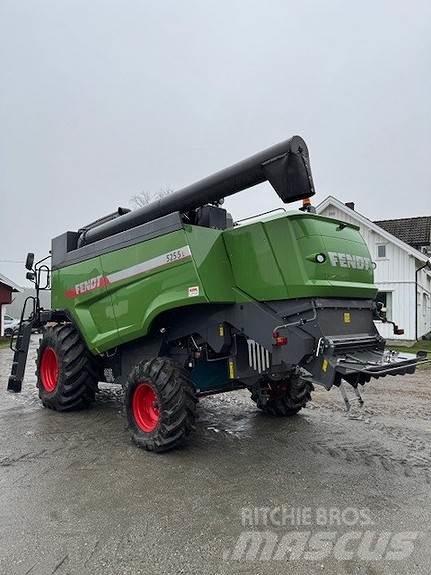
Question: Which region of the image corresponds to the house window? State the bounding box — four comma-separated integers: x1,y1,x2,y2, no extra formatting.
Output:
376,292,392,321
376,244,387,259
423,293,429,314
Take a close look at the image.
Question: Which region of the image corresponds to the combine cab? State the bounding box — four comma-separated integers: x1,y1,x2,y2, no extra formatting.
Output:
8,136,428,451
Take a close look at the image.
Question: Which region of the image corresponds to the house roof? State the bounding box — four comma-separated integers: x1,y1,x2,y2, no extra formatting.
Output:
374,216,431,248
0,272,22,292
316,196,430,264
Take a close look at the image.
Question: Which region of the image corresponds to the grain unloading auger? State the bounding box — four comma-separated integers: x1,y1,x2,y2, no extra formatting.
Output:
8,136,429,451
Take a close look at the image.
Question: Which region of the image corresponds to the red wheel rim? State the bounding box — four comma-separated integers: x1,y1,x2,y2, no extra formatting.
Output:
40,347,59,392
132,383,160,432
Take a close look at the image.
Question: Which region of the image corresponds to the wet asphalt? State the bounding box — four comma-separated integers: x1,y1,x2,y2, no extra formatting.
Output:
0,336,430,574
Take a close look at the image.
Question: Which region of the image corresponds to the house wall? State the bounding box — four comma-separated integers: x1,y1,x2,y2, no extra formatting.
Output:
0,305,4,337
5,287,51,319
417,266,431,337
319,204,431,341
0,283,13,305
0,283,13,337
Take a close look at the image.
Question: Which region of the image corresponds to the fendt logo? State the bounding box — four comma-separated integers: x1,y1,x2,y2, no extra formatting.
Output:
328,252,372,271
65,275,110,298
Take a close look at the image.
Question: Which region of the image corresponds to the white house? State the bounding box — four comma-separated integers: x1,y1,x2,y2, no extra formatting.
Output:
5,287,51,319
316,196,431,341
0,272,21,337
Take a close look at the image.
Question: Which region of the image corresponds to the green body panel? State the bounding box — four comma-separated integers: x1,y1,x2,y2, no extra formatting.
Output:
53,229,207,353
184,225,236,302
223,213,375,300
98,230,205,349
51,259,118,352
52,212,377,354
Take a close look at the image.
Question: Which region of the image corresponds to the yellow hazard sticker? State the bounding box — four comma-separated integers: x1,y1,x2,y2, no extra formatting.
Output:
343,312,351,323
218,324,224,337
228,360,236,379
322,359,329,373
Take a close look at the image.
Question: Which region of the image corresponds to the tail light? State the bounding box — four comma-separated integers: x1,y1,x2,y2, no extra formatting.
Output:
273,332,288,347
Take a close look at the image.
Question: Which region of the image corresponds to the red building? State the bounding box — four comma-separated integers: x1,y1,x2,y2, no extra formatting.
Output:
0,273,21,336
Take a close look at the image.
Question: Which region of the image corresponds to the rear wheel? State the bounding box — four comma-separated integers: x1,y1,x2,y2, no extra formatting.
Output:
251,374,313,416
36,324,98,411
125,357,197,452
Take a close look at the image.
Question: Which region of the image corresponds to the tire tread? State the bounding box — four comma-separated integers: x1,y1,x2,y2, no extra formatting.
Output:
251,375,314,417
36,323,98,411
125,357,197,452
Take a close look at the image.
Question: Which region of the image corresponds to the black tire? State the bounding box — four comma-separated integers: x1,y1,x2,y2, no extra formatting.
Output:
251,374,314,416
125,357,197,452
36,323,98,411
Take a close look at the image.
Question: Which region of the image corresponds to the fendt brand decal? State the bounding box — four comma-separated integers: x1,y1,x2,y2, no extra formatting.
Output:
328,252,372,271
65,275,110,298
65,246,192,298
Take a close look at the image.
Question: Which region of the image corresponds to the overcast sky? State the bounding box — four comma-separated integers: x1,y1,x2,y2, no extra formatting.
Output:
1,0,430,284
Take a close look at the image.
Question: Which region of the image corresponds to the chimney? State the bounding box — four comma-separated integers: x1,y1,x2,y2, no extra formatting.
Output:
345,202,355,210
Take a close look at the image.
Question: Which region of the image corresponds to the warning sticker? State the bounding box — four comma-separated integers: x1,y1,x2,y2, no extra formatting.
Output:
188,286,200,297
343,312,351,324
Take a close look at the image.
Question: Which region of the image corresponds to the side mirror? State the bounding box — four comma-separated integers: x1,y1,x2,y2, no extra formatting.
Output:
26,272,35,282
25,252,34,270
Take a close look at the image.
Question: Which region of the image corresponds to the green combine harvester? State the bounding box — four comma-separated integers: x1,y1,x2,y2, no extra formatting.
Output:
8,136,428,451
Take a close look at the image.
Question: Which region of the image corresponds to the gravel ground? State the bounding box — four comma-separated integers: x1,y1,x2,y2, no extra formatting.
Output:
0,336,430,574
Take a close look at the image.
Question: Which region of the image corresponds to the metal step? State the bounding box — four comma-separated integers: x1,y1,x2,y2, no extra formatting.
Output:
7,375,21,393
7,320,34,393
339,382,364,412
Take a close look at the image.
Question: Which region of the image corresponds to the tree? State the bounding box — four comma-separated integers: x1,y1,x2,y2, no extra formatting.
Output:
130,187,173,208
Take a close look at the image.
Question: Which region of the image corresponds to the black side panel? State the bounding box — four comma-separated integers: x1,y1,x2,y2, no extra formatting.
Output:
100,298,422,391
51,232,79,265
51,212,183,270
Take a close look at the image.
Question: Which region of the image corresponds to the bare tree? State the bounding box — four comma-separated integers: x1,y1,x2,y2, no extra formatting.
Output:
130,187,173,208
